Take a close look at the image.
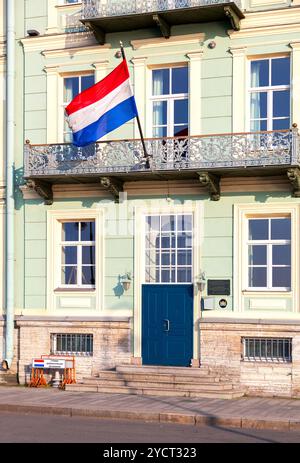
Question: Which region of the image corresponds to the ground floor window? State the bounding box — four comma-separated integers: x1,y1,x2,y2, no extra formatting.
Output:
242,337,292,363
247,216,291,290
51,333,93,356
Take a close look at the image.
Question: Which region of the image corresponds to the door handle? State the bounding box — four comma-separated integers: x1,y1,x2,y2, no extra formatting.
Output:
163,319,170,332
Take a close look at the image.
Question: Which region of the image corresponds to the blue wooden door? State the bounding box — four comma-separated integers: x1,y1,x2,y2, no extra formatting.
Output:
142,284,193,367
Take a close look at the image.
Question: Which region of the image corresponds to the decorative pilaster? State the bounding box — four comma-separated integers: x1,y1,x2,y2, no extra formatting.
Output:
131,57,147,138
187,51,204,137
44,66,59,144
290,42,300,128
229,47,247,133
92,60,109,83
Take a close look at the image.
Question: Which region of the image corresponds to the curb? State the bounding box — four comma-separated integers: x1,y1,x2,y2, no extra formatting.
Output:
0,402,297,432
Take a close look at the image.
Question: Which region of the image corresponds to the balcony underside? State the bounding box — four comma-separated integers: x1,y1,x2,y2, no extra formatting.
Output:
82,3,244,43
23,130,300,203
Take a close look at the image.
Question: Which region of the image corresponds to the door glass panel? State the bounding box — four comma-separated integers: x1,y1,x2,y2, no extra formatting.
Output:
145,214,193,283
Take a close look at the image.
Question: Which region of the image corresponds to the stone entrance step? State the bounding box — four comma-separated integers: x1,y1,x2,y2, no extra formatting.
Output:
65,364,244,399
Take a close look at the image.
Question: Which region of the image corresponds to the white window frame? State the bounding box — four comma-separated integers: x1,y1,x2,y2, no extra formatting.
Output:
144,213,193,284
150,65,189,138
47,209,104,312
246,216,291,291
62,72,95,143
60,220,96,289
248,55,291,132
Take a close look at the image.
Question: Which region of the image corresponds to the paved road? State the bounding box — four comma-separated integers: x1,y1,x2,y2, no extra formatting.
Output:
0,411,300,443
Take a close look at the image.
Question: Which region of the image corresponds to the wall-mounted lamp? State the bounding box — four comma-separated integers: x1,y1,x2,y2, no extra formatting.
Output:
115,50,122,59
27,29,40,37
195,271,206,292
208,41,216,49
120,272,133,291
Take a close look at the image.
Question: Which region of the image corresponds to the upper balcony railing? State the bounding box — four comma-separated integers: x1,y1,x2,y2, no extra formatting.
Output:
82,0,242,18
24,130,299,179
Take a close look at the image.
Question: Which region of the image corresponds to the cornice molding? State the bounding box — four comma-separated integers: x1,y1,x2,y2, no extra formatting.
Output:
131,33,205,50
21,31,97,53
42,43,110,59
229,23,300,39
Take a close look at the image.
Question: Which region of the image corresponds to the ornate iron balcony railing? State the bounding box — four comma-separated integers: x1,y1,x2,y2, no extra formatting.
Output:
24,130,299,179
82,0,242,18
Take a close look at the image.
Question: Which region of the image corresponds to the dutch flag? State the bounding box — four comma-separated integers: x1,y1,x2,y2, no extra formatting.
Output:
65,59,138,148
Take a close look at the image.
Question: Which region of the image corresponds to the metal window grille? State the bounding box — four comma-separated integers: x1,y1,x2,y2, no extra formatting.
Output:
243,337,292,363
51,333,93,356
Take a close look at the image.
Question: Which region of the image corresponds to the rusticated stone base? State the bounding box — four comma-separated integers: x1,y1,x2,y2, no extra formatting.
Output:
15,316,132,385
200,318,300,398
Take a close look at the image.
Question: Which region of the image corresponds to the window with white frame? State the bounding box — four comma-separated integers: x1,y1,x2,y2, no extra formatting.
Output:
151,66,189,138
247,216,291,290
63,74,95,142
60,221,96,288
249,56,290,131
51,333,93,356
145,214,193,283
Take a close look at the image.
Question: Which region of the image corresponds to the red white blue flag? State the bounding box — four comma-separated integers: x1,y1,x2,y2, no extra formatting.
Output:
65,59,138,147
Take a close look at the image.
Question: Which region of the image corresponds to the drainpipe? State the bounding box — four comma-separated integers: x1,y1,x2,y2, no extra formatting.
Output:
2,0,15,370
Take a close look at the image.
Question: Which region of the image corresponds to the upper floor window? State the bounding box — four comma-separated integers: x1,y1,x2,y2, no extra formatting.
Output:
63,74,95,142
250,56,290,132
247,216,291,290
151,66,188,138
61,220,96,288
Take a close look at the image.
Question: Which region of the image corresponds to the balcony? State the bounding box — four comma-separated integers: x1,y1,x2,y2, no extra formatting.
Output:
23,129,300,203
81,0,244,44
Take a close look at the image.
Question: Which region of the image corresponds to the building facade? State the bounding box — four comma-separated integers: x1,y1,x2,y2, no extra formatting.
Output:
4,0,300,396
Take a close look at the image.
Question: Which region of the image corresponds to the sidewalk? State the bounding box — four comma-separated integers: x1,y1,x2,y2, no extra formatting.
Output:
0,385,300,431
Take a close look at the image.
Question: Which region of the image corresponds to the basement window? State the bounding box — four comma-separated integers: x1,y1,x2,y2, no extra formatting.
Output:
51,333,93,356
242,337,292,363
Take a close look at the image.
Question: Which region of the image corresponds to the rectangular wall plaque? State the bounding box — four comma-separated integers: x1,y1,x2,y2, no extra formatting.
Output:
207,280,230,296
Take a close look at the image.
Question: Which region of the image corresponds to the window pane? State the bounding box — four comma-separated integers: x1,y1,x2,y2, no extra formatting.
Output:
271,57,290,86
272,267,291,287
251,60,269,88
62,222,79,241
273,118,290,130
271,218,291,240
146,216,160,232
177,232,192,248
272,245,291,265
161,251,175,265
152,69,169,95
161,268,171,283
249,267,267,287
273,90,290,118
172,67,188,94
161,215,175,231
145,267,157,283
177,267,192,283
153,101,167,125
250,120,267,132
82,246,95,265
82,266,95,285
62,246,77,265
174,99,188,124
62,266,77,285
145,250,159,266
153,127,167,138
249,219,268,240
177,250,192,265
81,221,95,241
145,232,160,249
81,75,94,91
248,245,267,265
64,77,79,103
177,215,192,231
250,92,267,119
174,125,188,137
